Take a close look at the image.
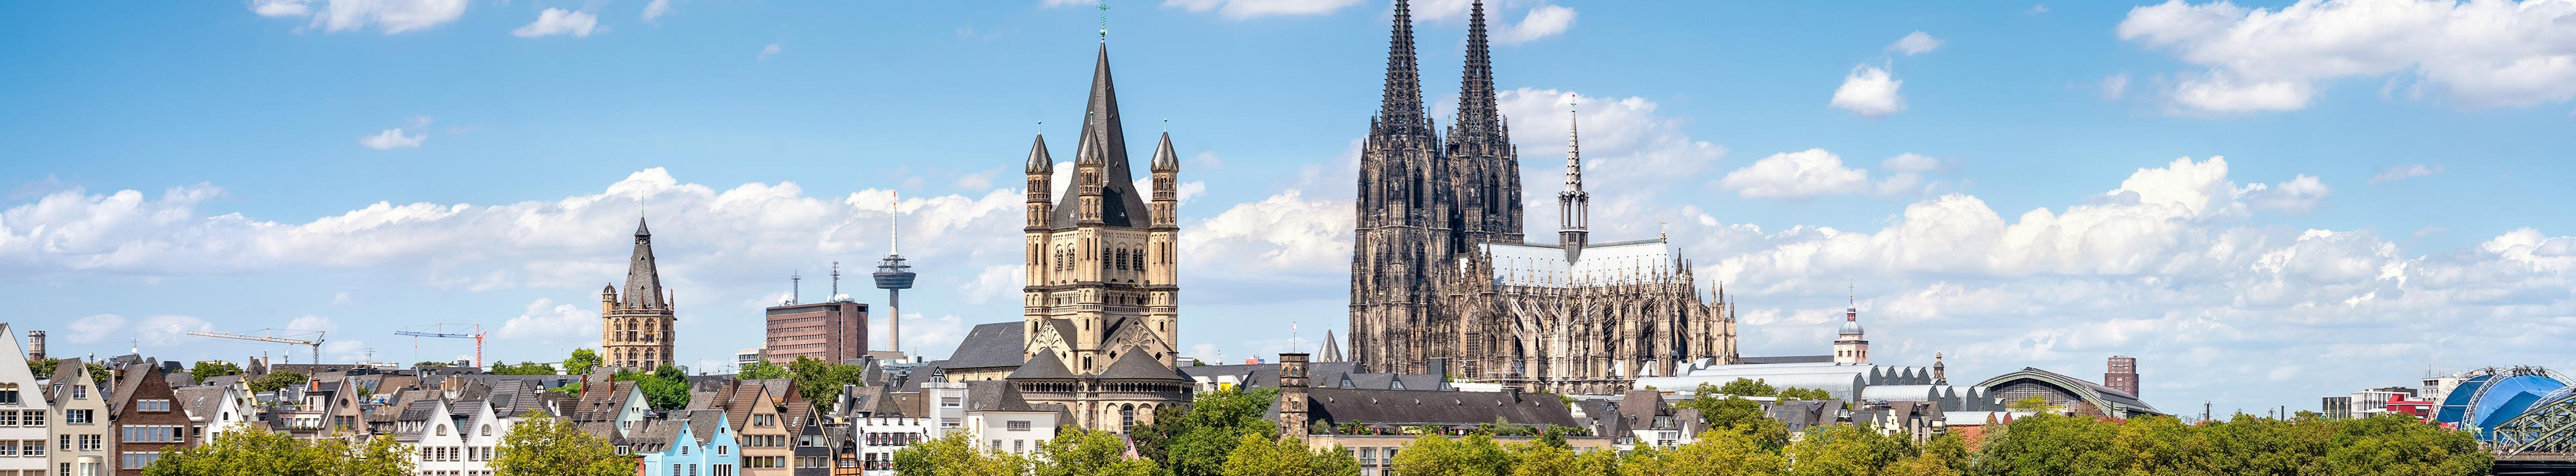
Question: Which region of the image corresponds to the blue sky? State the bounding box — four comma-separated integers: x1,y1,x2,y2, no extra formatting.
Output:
5,0,2575,416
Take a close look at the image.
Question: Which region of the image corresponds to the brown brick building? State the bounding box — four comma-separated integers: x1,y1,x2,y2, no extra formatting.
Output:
764,301,869,365
111,364,189,475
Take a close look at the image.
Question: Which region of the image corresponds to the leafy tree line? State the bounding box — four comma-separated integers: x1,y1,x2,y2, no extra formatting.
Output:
738,355,871,413
146,411,631,476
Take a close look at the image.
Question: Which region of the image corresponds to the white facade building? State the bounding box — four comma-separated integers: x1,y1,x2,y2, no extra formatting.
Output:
0,325,53,475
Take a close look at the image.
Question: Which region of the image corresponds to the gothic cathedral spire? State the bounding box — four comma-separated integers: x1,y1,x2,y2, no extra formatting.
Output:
1377,0,1428,136
1447,0,1524,248
1559,102,1589,262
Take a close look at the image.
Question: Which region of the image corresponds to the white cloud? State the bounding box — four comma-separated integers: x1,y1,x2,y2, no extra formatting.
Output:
1880,153,1943,173
2118,0,2576,113
2028,4,2051,14
758,43,783,60
1720,149,1873,199
358,115,431,150
252,0,468,34
286,315,340,333
2102,73,2131,100
493,298,601,349
642,0,672,22
1889,31,1943,55
2238,174,2331,215
1496,5,1576,44
1158,0,1366,19
1830,65,1906,118
512,9,599,38
1181,190,1352,277
2370,164,2442,183
66,314,212,348
1189,152,1224,171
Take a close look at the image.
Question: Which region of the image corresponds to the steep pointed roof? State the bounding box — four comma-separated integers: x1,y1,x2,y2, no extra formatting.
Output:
1318,330,1344,363
1026,134,1054,174
1378,0,1429,135
1150,131,1179,172
1453,0,1501,137
1048,41,1151,228
621,217,668,310
1007,351,1077,380
1096,351,1187,382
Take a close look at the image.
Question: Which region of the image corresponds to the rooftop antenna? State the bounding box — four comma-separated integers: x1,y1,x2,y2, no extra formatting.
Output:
830,262,842,299
789,271,803,305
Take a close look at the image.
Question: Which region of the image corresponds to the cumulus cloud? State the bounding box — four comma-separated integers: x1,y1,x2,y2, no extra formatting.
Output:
66,314,212,348
2370,163,2442,183
493,298,601,349
1181,190,1352,278
1830,65,1906,118
1495,5,1576,44
2118,0,2576,113
1157,0,1366,19
1718,150,1930,200
512,9,599,38
1889,31,1943,55
2239,174,2331,215
251,0,468,34
359,115,431,150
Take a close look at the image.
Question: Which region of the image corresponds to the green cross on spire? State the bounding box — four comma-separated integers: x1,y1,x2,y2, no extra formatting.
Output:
1098,1,1109,40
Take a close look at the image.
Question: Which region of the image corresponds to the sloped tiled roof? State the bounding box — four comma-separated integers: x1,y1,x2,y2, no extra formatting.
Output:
943,323,1025,369
962,381,1034,412
1300,388,1580,427
1096,352,1186,381
173,386,230,422
1007,352,1077,380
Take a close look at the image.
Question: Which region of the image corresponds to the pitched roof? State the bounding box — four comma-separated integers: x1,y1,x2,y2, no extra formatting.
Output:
46,357,88,401
1317,330,1344,363
1007,351,1077,380
1096,351,1186,382
943,323,1026,369
962,380,1035,412
173,386,230,422
621,216,668,309
1046,42,1151,229
1025,134,1053,174
1300,388,1579,427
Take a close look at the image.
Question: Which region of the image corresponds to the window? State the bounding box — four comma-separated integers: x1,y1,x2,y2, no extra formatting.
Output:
72,386,85,399
939,397,960,408
679,445,688,456
1013,440,1024,454
0,411,15,427
81,435,102,451
0,390,18,404
1121,405,1137,432
0,440,17,456
136,400,172,412
66,410,92,425
57,436,69,452
122,452,162,469
24,411,42,426
1006,421,1030,432
24,440,42,456
435,425,447,436
480,425,491,436
717,445,726,456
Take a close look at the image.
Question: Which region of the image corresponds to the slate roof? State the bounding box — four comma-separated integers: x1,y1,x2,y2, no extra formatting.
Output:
45,357,87,401
943,323,1026,369
1298,388,1581,427
173,386,229,422
571,380,641,423
1007,351,1077,380
962,380,1036,412
621,217,669,309
629,419,685,453
1765,400,1842,432
1044,42,1151,229
681,409,728,446
1096,351,1187,381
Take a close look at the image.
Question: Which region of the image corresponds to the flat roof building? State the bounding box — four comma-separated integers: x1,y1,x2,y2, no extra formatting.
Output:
764,301,869,365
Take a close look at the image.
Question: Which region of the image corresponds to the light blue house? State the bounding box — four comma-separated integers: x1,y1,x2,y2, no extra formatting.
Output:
636,409,739,476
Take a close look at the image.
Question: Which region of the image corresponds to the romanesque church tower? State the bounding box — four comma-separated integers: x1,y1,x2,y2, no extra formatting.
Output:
1012,38,1191,433
601,218,677,370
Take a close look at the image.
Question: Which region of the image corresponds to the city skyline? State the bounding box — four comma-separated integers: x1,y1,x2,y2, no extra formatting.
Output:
5,0,2576,417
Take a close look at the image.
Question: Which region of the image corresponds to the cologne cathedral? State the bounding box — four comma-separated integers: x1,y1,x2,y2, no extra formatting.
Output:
1348,0,1738,394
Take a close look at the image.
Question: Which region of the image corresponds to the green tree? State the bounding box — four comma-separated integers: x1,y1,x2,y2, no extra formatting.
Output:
1775,387,1834,403
87,362,111,388
1974,413,2122,476
491,361,559,376
1505,440,1617,476
2319,413,2488,475
1883,434,1970,476
1390,434,1511,476
27,357,58,378
491,411,633,476
892,432,1028,476
1034,428,1155,476
189,361,244,384
144,429,413,476
1220,434,1360,476
1621,428,1784,476
1127,387,1280,476
563,348,602,376
1715,378,1778,397
787,355,870,413
251,370,310,393
1783,424,1911,476
2003,396,2058,415
615,365,693,411
739,360,790,380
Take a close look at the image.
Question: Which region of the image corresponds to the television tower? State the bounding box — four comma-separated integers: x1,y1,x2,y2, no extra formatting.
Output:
872,195,917,354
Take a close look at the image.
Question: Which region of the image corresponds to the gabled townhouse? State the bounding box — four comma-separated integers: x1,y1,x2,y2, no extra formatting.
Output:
0,324,53,476
569,380,650,450
848,417,933,476
695,383,789,475
46,357,110,476
174,384,256,444
109,363,186,475
636,410,739,476
790,405,831,476
273,376,367,439
955,382,1057,458
389,398,478,476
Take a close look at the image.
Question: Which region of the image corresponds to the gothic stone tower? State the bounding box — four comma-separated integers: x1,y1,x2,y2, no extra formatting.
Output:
1351,0,1525,375
1348,0,1456,376
602,218,678,370
1015,38,1191,433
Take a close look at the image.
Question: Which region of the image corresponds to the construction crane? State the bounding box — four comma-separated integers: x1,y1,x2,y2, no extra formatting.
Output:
189,328,326,365
394,324,486,369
